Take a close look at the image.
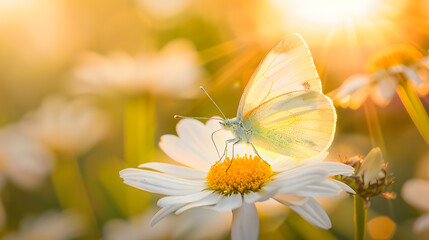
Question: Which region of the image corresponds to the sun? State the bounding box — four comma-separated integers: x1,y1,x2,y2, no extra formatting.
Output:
272,0,380,26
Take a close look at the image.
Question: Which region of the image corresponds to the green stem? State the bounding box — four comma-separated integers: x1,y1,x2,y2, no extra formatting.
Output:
124,94,156,215
354,195,367,240
125,94,156,166
51,155,99,238
363,101,386,152
396,79,429,145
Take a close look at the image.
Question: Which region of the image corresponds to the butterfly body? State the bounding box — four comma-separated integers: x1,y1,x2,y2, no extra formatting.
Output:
221,117,255,144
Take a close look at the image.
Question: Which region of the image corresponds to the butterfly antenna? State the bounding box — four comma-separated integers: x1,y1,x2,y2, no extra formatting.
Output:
174,115,223,120
200,86,226,119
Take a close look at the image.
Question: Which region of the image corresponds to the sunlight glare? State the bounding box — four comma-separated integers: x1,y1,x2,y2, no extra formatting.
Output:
272,0,378,25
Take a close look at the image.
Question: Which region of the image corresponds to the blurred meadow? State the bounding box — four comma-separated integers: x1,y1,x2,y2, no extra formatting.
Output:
1,0,429,239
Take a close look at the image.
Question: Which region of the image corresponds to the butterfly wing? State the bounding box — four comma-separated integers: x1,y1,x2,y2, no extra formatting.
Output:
237,33,322,120
244,90,336,159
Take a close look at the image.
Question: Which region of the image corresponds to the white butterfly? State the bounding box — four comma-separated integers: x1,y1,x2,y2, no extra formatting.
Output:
217,33,337,159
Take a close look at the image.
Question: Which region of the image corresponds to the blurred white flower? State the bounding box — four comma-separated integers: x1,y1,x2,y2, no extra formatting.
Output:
22,96,109,156
71,39,204,98
402,175,429,233
120,118,355,240
146,39,203,98
331,44,429,109
0,124,54,189
137,0,193,19
103,208,231,240
3,210,84,240
71,52,148,95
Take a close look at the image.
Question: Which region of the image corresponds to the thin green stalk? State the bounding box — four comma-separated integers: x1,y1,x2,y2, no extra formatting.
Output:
354,195,367,240
363,101,386,153
396,78,429,145
124,94,156,215
51,155,99,238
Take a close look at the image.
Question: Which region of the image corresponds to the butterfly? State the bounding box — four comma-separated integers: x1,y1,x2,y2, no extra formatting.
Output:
216,33,336,159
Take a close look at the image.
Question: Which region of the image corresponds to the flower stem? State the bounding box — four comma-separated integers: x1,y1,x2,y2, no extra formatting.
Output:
124,94,155,215
363,101,386,152
51,155,99,238
354,195,367,240
396,78,429,145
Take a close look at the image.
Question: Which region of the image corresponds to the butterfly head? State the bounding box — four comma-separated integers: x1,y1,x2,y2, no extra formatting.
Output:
220,118,240,133
220,118,239,131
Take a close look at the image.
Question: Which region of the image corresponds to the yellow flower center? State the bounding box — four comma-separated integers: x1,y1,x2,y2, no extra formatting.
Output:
206,155,273,196
365,44,423,73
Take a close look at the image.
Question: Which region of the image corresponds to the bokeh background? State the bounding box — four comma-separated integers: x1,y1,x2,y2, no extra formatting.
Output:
0,0,429,239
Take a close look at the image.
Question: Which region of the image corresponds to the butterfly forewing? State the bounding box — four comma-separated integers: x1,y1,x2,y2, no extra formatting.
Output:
245,91,336,159
237,34,322,119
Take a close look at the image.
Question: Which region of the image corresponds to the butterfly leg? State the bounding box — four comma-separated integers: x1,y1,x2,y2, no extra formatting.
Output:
211,129,223,159
219,138,236,162
226,139,241,172
250,143,270,166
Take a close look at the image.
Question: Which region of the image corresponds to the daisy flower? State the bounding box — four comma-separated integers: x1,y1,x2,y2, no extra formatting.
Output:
22,96,109,156
331,44,429,145
3,210,84,240
120,118,355,240
402,167,429,233
70,39,204,98
331,44,429,109
0,124,54,190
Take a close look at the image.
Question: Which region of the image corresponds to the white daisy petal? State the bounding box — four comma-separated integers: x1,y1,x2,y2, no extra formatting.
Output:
157,191,213,208
311,162,355,176
120,169,204,186
139,162,207,178
159,135,212,170
272,194,307,206
269,156,299,172
150,204,184,227
332,74,373,109
279,197,331,229
212,194,243,212
329,179,355,194
244,192,265,204
405,67,425,85
243,190,276,204
123,179,198,196
334,74,371,99
348,86,372,109
358,147,385,185
120,169,204,195
414,214,429,233
271,152,330,173
292,178,354,197
176,119,218,164
175,194,223,214
206,117,224,132
271,168,327,193
231,203,259,240
371,70,397,107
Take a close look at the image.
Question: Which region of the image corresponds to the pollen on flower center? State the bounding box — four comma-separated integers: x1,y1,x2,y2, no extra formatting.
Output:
365,44,423,73
206,155,273,196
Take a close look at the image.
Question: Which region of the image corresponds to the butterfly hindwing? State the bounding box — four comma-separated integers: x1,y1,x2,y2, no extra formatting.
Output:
244,90,336,159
